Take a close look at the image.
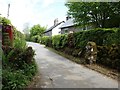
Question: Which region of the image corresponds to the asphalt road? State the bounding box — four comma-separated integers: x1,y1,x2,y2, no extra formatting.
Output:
27,42,118,88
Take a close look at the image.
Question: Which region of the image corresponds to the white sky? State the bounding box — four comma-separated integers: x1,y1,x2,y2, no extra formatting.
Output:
0,0,68,33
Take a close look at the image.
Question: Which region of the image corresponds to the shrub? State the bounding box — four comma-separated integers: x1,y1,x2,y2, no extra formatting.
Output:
40,36,49,44
2,46,35,70
30,35,41,43
2,45,37,89
2,61,37,89
13,38,26,50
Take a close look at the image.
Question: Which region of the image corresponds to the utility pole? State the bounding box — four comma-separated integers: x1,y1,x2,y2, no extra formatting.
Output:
7,4,10,18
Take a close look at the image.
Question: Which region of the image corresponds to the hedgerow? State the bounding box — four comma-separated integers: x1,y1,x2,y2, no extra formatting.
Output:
41,28,120,71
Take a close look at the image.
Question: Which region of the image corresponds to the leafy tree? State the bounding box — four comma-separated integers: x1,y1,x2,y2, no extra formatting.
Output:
65,2,120,28
30,24,46,37
29,24,46,42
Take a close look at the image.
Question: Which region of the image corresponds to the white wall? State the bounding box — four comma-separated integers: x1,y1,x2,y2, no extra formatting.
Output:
52,23,63,36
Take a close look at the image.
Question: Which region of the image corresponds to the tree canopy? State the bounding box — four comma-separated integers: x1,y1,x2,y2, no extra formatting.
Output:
29,24,46,42
65,2,120,28
30,24,46,37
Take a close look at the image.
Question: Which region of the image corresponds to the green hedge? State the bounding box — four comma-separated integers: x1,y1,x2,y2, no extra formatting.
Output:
41,28,120,49
40,36,52,47
52,34,67,49
97,45,120,71
41,28,120,70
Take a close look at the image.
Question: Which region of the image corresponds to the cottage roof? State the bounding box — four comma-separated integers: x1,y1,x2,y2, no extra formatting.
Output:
44,21,65,33
59,19,75,29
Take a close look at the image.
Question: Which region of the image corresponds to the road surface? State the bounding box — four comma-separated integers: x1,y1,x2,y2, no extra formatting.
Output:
27,42,118,88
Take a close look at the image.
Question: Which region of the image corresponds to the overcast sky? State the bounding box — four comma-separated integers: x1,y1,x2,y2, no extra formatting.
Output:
0,0,68,33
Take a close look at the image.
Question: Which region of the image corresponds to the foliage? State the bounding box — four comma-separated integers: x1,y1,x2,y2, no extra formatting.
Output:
52,35,62,49
29,24,46,42
1,15,37,89
67,33,75,48
41,28,120,70
97,45,120,71
2,46,35,69
0,16,11,25
65,2,120,28
41,28,120,49
31,35,41,43
2,46,37,89
52,34,68,49
14,30,25,40
2,61,37,89
13,38,26,50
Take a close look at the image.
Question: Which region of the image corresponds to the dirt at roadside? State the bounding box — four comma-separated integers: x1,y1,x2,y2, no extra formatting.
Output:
26,72,41,88
84,64,119,80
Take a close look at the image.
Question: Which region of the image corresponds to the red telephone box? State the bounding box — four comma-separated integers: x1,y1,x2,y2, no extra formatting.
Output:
2,25,14,46
6,25,13,41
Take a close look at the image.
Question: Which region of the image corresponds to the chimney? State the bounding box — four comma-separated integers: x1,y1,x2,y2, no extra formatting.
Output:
54,18,58,26
66,16,71,21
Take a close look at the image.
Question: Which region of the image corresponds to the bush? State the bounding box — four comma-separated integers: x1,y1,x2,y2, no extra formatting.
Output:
2,46,35,70
40,36,48,44
13,38,26,50
2,43,37,89
30,35,41,43
2,61,37,89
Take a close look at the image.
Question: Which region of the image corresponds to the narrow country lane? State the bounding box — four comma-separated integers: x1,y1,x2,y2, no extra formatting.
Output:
27,42,118,88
